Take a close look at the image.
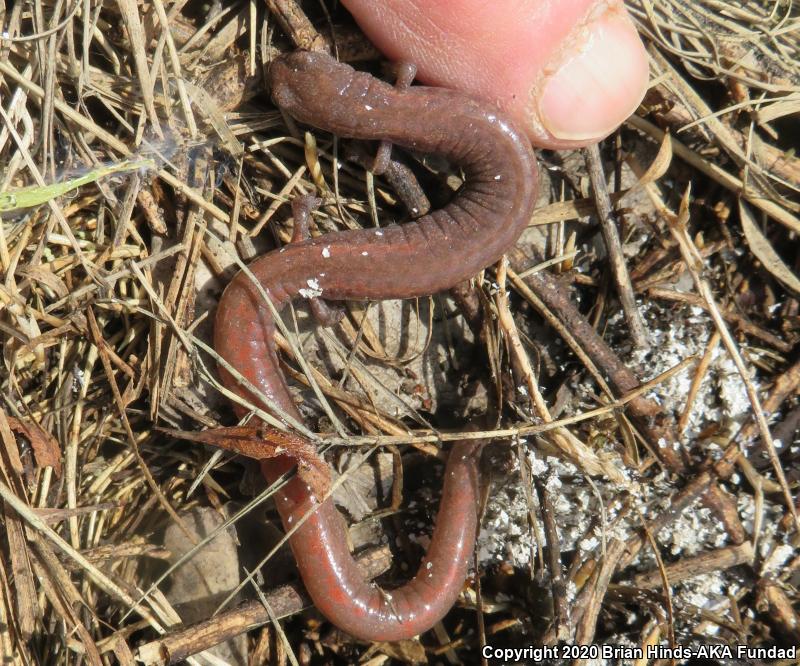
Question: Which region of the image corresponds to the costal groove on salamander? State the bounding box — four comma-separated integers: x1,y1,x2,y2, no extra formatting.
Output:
214,51,538,641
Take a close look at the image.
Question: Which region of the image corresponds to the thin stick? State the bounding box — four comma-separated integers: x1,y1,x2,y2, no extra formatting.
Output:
135,547,393,666
584,144,648,349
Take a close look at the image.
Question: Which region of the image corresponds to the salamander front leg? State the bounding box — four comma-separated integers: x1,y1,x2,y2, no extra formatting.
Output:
371,62,417,176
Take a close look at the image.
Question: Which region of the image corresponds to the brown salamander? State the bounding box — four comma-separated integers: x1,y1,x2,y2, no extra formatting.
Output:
214,50,537,640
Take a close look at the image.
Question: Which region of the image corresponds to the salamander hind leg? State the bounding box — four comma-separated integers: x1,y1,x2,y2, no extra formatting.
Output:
290,195,345,326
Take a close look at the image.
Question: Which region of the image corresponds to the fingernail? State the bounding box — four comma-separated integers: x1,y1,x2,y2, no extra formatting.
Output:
538,11,649,142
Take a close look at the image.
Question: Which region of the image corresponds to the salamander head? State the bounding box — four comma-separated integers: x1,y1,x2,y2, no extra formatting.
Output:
268,51,352,123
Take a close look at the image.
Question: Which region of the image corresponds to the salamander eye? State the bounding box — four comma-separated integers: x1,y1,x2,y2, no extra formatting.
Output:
282,50,343,78
270,82,297,110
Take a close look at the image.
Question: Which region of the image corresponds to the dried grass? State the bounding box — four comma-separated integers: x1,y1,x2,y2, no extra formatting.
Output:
0,0,798,663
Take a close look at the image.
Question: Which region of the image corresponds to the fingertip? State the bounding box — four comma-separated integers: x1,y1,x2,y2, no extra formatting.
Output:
342,0,650,148
535,8,650,144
